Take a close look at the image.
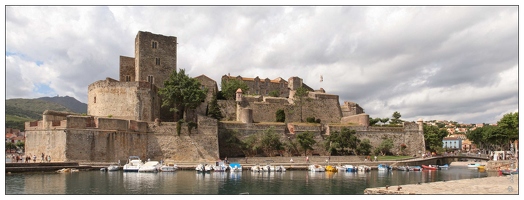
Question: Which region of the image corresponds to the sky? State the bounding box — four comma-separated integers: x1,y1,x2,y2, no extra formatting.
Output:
2,3,521,125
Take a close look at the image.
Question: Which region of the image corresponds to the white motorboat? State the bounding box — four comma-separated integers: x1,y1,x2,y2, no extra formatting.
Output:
123,156,143,172
251,165,263,172
139,161,161,172
160,160,178,172
357,165,371,172
213,161,228,172
262,164,275,172
196,163,212,172
228,162,243,172
274,165,286,172
107,164,120,171
308,164,326,172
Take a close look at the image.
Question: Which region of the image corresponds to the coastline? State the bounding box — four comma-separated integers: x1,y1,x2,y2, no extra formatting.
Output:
364,174,519,194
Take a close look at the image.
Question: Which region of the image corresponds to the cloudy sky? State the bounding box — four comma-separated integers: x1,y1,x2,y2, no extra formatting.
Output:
3,4,520,124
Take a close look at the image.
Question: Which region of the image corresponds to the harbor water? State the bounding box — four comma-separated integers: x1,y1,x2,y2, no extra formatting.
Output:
5,165,497,195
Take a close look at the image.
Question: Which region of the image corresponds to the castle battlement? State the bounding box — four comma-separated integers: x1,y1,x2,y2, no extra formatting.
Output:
25,113,149,132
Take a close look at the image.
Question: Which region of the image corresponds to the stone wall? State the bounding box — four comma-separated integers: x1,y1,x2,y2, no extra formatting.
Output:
119,56,135,82
218,122,425,158
340,113,370,126
87,79,160,122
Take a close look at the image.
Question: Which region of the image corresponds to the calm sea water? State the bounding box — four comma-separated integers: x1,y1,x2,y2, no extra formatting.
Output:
5,165,496,195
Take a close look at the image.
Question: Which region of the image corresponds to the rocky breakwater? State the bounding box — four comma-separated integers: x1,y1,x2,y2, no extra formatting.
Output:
364,175,518,194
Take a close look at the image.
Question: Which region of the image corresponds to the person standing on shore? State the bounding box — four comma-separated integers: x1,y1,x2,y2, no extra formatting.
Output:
306,156,309,163
33,155,36,163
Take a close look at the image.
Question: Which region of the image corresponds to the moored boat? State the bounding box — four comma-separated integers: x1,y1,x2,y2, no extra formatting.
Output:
357,165,371,172
396,166,408,171
421,165,438,170
345,165,357,172
308,164,326,172
325,165,337,172
196,163,212,172
438,164,449,169
467,163,480,168
407,166,422,171
107,164,120,171
377,164,392,171
160,160,178,172
123,156,143,172
213,161,228,172
228,162,242,172
251,165,263,172
275,165,286,172
139,161,161,172
501,168,518,175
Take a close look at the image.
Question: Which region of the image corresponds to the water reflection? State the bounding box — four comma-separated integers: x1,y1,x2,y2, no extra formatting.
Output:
5,165,495,195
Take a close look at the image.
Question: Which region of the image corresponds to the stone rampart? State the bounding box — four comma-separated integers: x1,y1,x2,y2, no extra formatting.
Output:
340,113,369,126
87,79,160,121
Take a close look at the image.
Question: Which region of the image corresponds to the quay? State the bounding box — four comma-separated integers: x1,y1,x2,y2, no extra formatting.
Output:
364,174,519,194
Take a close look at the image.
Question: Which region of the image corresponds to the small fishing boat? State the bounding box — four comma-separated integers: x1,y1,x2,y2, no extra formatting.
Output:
123,156,143,172
308,164,326,172
196,163,212,172
377,164,392,171
213,161,228,172
467,163,480,168
407,166,422,171
357,165,371,172
438,164,449,169
501,168,518,175
160,160,178,172
344,165,357,172
421,165,438,170
139,161,161,172
325,165,337,172
251,165,263,172
274,165,286,172
107,164,120,171
228,162,242,172
396,166,408,171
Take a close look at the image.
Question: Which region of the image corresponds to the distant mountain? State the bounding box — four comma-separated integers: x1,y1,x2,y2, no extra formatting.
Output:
38,96,87,114
5,96,87,131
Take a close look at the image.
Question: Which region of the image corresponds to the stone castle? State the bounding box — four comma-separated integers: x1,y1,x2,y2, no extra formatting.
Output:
24,31,426,163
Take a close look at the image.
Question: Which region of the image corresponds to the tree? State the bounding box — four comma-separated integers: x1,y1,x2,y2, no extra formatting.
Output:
159,69,207,122
380,118,389,126
369,117,380,126
390,111,402,125
243,134,261,156
497,112,519,143
268,90,280,97
374,138,394,156
5,142,16,152
220,78,249,100
259,127,284,157
297,131,316,155
325,127,359,155
293,87,309,122
207,93,223,120
356,139,373,155
276,109,285,122
15,141,25,151
423,124,448,152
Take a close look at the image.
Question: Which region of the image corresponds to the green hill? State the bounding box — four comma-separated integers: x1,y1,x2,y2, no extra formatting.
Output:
5,97,86,131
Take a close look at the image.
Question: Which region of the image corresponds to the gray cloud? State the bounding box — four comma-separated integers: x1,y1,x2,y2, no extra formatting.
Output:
4,5,518,124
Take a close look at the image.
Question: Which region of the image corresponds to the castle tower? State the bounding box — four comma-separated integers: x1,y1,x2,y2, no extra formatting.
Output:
135,31,177,88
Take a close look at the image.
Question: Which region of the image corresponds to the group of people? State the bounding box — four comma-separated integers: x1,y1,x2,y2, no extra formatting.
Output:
10,153,51,163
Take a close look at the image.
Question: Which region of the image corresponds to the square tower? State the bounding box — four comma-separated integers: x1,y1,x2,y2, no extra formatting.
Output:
135,31,177,88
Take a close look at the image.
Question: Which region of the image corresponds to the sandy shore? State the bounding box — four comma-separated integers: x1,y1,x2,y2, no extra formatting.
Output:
364,174,519,194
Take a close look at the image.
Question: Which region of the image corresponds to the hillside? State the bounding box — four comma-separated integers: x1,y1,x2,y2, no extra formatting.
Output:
5,97,87,131
38,96,87,113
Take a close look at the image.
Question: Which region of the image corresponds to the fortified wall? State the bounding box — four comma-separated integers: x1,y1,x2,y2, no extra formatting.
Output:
24,111,220,163
87,78,161,122
218,121,425,158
